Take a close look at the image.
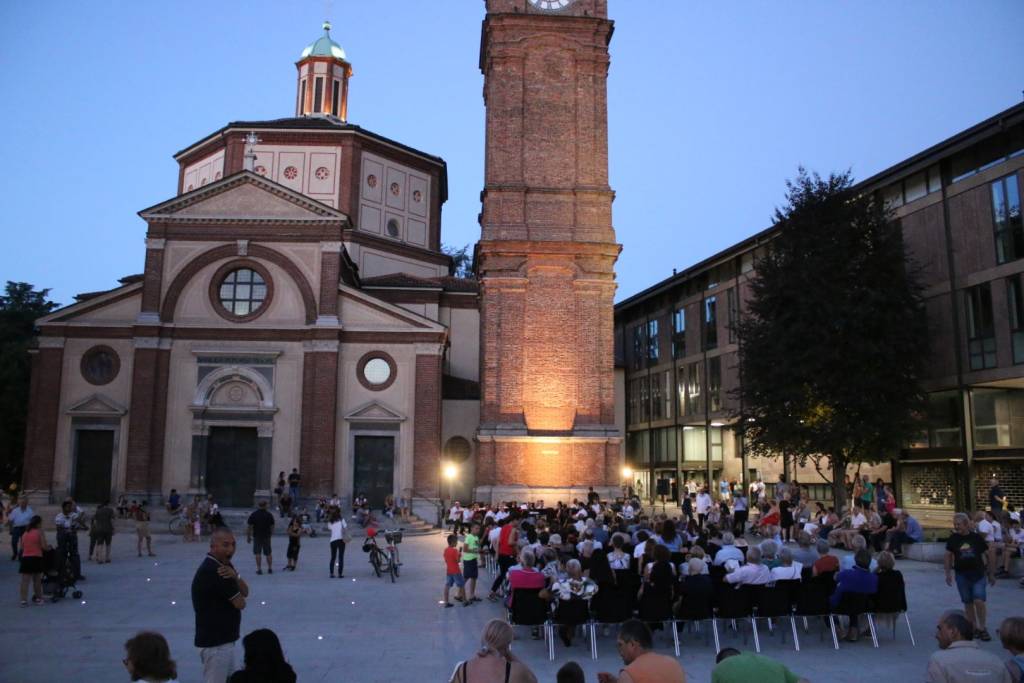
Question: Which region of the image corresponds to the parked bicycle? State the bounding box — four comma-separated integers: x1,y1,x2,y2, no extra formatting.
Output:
362,527,403,582
167,510,188,535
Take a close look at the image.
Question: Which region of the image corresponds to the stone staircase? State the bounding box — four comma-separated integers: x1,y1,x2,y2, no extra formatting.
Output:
26,503,440,537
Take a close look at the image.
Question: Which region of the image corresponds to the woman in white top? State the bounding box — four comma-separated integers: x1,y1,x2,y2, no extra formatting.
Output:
328,509,347,578
607,534,631,570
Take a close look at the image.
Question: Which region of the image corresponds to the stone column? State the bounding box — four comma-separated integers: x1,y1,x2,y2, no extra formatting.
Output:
21,338,65,503
299,338,339,497
413,344,444,495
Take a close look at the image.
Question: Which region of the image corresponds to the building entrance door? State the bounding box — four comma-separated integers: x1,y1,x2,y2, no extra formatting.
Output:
73,430,114,503
353,435,395,509
206,427,258,507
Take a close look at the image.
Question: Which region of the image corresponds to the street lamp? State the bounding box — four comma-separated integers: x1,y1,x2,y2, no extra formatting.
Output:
621,467,633,501
443,463,457,508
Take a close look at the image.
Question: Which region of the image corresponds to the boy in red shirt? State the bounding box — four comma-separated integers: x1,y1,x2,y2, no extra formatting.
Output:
443,534,466,607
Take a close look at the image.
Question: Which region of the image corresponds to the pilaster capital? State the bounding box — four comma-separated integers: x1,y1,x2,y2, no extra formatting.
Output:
37,337,66,349
414,343,446,357
320,241,343,253
145,238,166,251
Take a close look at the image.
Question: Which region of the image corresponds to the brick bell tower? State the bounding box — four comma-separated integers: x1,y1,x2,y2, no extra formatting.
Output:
476,0,621,502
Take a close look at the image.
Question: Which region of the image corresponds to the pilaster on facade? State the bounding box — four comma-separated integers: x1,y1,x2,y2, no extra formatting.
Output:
21,346,65,502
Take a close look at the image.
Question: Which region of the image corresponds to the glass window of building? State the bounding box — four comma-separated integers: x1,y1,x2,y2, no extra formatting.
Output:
703,297,718,351
672,307,686,359
727,288,738,344
685,362,703,415
676,367,687,418
965,283,996,370
646,319,659,363
972,387,1024,448
992,174,1023,265
632,324,645,370
638,376,650,423
708,357,722,412
651,371,665,420
908,390,962,448
1008,275,1024,364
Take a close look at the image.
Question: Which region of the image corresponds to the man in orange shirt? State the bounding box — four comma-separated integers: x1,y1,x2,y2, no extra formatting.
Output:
598,619,686,683
443,534,465,608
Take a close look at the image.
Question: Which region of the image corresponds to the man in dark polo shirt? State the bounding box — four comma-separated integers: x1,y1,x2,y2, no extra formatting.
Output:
246,500,275,575
192,527,248,683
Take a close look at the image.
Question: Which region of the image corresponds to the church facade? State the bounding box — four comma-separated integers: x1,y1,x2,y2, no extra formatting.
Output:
21,0,623,510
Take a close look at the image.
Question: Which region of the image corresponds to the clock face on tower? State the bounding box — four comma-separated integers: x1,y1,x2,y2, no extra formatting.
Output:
528,0,574,11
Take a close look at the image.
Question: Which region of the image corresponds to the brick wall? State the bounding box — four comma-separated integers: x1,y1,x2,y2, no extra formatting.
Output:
21,347,64,493
413,353,442,493
124,345,171,497
299,348,339,496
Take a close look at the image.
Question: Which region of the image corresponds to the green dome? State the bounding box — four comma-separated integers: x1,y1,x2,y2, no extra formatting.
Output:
300,21,346,60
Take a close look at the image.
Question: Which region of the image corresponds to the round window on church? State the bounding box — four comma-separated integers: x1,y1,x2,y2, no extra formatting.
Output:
81,345,120,386
386,218,400,238
210,261,274,322
356,351,397,391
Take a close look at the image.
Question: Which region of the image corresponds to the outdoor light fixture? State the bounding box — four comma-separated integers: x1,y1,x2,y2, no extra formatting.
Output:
443,463,458,480
622,466,633,479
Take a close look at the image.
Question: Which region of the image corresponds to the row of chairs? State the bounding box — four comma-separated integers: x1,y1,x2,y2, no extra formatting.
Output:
506,569,915,660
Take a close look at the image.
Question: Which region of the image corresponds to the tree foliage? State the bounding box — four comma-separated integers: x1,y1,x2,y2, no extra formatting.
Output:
0,282,59,487
442,243,474,279
735,170,928,512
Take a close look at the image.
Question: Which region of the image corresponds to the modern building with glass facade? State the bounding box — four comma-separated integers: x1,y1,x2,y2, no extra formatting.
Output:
615,102,1024,523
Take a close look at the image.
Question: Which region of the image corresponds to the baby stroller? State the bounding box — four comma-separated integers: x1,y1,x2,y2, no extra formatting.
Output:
42,544,83,602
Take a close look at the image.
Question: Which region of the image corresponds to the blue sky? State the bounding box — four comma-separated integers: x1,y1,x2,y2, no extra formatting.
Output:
1,1,1022,305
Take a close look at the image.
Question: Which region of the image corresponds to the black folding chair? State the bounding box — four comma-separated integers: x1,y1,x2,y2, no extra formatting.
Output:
672,577,719,654
871,570,915,646
794,574,839,649
507,588,552,649
832,592,879,648
551,598,595,660
753,581,801,651
713,583,758,652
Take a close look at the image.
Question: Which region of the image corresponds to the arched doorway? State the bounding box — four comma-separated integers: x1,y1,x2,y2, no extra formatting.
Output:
443,436,474,504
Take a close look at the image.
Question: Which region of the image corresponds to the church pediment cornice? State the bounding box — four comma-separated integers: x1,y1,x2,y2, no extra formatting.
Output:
139,170,349,224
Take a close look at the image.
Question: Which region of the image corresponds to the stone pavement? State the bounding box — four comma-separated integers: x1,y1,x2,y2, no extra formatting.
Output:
0,530,1021,682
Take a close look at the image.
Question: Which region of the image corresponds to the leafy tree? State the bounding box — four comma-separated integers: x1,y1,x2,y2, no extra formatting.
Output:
442,243,473,279
735,170,928,513
0,282,59,487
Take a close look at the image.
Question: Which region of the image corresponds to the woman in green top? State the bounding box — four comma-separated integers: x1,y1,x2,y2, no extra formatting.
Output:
462,522,482,603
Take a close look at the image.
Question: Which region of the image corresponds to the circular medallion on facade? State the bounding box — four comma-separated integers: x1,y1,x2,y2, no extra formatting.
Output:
215,171,222,180
283,166,298,180
209,261,274,322
187,184,194,191
81,345,120,386
390,182,401,196
255,165,267,176
367,174,378,188
228,385,244,402
356,351,397,391
444,436,472,464
412,189,423,203
315,166,330,180
386,218,400,238
201,178,208,186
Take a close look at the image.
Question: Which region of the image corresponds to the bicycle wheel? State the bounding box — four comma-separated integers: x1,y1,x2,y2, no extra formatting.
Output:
370,550,382,578
391,549,400,578
168,516,186,535
389,552,397,583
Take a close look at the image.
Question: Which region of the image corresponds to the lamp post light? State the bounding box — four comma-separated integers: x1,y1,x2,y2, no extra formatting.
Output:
621,467,633,501
443,463,458,510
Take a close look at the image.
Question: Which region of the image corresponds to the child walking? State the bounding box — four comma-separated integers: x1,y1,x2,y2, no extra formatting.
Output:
443,534,465,608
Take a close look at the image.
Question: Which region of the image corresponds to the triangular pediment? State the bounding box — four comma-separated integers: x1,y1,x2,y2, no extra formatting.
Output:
344,400,406,422
66,394,128,417
139,171,348,223
340,284,445,332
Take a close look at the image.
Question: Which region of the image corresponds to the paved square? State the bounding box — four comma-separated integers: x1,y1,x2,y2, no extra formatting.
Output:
0,531,1020,682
